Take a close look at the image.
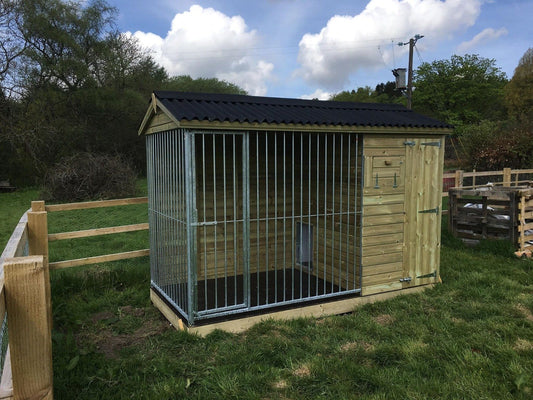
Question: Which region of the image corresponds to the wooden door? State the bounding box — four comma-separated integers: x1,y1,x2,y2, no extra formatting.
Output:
403,137,444,287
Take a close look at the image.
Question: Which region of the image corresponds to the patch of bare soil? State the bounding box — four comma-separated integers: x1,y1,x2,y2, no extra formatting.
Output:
79,308,170,359
515,304,533,322
340,340,374,352
292,363,311,378
272,379,288,389
373,314,395,326
514,338,533,351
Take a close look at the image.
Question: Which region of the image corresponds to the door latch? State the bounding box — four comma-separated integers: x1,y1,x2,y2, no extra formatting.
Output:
419,206,439,214
400,276,412,282
421,141,441,148
416,271,437,279
403,140,416,147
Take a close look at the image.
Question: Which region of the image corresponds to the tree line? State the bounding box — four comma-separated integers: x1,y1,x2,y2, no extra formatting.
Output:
331,51,533,170
1,0,532,186
0,0,245,186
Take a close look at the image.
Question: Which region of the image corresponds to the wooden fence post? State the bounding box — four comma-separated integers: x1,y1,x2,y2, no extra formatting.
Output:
4,256,53,400
503,168,512,187
27,201,52,335
454,170,464,188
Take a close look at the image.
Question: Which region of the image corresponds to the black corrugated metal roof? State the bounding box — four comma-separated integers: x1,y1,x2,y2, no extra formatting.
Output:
154,91,452,129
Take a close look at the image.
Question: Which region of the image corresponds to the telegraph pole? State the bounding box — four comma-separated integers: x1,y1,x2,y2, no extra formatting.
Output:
398,34,423,109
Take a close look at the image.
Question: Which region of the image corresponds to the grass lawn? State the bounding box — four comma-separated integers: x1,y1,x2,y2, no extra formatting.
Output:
1,184,532,399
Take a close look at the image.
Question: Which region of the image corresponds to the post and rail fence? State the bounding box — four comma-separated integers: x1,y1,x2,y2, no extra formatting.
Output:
0,168,532,398
0,196,149,399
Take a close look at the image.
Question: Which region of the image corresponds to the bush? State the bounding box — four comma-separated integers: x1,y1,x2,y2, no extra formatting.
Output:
461,119,533,170
42,153,137,202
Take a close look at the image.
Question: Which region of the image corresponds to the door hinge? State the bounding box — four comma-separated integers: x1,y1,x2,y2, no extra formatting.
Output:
403,140,416,147
399,276,412,282
417,271,437,279
421,141,441,148
419,206,439,214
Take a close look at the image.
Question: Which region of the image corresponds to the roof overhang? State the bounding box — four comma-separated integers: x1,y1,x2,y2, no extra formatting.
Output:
139,92,453,136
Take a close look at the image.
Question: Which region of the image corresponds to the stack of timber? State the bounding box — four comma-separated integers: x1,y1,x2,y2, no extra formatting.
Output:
448,185,533,256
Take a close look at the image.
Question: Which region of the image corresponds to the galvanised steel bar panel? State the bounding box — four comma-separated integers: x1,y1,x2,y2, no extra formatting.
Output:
242,132,250,308
147,129,191,322
184,131,198,322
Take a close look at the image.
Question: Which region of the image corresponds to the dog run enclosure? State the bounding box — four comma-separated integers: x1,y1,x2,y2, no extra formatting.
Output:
139,92,452,330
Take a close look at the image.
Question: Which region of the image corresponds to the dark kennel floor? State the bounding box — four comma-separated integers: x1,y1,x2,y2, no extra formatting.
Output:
196,268,342,312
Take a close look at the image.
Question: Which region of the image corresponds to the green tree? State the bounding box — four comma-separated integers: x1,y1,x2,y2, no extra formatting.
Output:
505,48,533,120
330,82,404,104
164,75,247,95
413,54,507,126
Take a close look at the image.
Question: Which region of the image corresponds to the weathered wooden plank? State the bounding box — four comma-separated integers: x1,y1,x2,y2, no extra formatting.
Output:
362,251,403,266
362,262,403,277
48,223,149,242
361,281,403,296
364,137,408,148
186,285,434,336
362,232,403,247
362,213,404,227
363,270,403,286
45,197,148,212
4,256,53,400
0,345,13,399
363,203,405,216
362,243,403,257
0,212,29,280
362,223,403,237
362,193,405,206
49,249,150,270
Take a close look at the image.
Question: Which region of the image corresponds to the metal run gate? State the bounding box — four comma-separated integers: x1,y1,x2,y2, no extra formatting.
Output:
147,129,363,325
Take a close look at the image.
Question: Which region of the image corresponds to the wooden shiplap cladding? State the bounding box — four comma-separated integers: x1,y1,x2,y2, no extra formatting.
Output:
361,136,443,295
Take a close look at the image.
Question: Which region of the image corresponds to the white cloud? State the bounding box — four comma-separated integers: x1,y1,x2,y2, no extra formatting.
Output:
130,5,274,96
300,89,333,100
296,0,482,89
457,27,508,53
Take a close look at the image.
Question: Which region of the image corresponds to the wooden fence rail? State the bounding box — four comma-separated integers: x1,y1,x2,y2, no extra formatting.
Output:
42,197,149,271
442,168,533,196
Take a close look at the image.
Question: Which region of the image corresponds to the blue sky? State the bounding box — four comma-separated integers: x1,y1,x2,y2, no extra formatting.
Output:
107,0,532,99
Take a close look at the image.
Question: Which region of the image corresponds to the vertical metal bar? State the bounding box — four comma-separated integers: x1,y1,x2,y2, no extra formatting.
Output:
323,134,328,294
164,132,169,304
223,134,228,307
357,135,362,291
212,134,218,309
242,132,250,308
265,133,269,304
315,133,320,295
291,132,295,300
256,133,260,306
233,134,237,305
346,135,352,290
339,134,344,292
283,132,287,302
299,132,303,299
202,134,207,310
331,134,336,293
274,133,278,303
180,130,187,312
184,131,198,324
307,133,312,298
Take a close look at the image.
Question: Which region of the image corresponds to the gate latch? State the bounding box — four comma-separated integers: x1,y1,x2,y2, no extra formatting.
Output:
417,271,437,279
400,276,412,283
421,141,441,148
419,206,439,214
